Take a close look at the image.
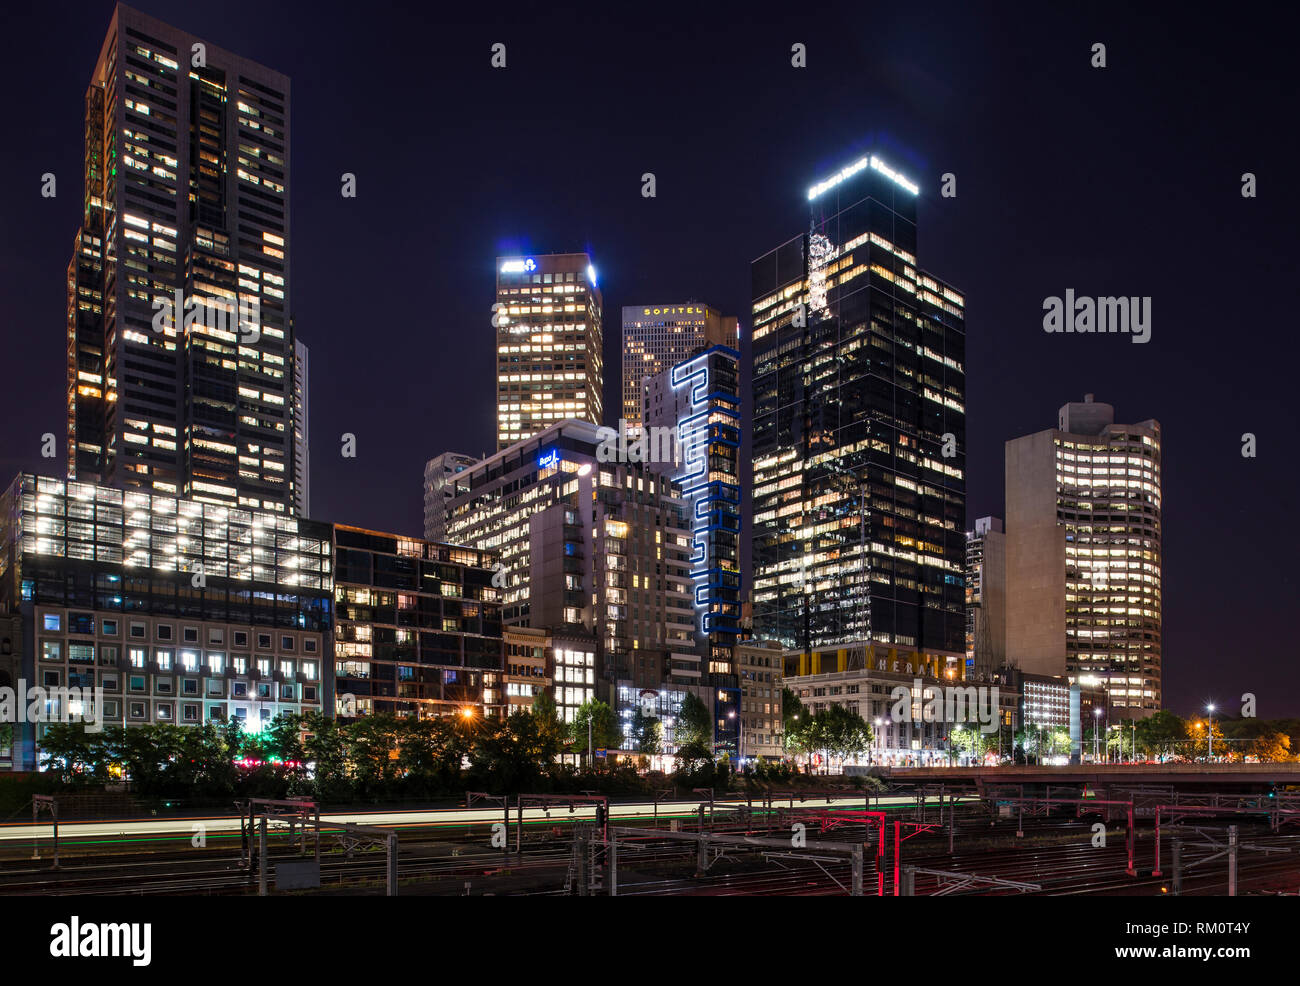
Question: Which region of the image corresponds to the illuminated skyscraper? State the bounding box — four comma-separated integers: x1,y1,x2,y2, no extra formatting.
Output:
642,344,742,646
1004,395,1162,716
495,253,602,450
622,304,737,428
66,4,297,512
965,516,1006,678
292,340,310,517
422,450,476,542
750,151,967,664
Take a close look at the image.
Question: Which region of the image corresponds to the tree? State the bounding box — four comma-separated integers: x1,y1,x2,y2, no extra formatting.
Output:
816,705,872,770
471,710,553,791
950,723,993,765
569,700,620,758
1186,717,1225,760
530,692,567,762
300,711,348,794
263,713,306,766
629,709,662,756
396,715,466,790
781,688,805,738
674,693,712,750
1249,732,1294,763
38,722,98,784
1135,710,1185,761
673,693,714,771
345,714,404,788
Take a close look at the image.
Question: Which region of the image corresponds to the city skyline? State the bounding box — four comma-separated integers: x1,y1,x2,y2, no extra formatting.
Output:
0,1,1295,717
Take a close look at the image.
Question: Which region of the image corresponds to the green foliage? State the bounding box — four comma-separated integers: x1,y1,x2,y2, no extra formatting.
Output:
675,693,712,751
629,709,662,755
569,699,620,755
1135,710,1186,760
1248,731,1294,762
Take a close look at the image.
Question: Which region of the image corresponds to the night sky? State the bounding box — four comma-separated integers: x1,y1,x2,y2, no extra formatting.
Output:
2,1,1297,717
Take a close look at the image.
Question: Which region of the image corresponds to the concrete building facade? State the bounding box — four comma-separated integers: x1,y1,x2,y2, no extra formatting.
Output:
495,254,602,450
1004,395,1162,717
622,303,737,428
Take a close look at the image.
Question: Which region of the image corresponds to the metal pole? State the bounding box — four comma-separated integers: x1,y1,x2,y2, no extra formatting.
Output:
948,794,954,854
1152,808,1162,876
52,804,59,869
901,864,915,897
1228,824,1237,896
504,798,510,859
877,819,886,896
388,832,398,897
576,833,588,896
851,845,863,897
1125,806,1135,876
1171,837,1182,896
609,828,618,897
696,834,707,877
517,800,523,855
31,799,37,861
893,820,901,896
258,816,268,896
315,805,321,865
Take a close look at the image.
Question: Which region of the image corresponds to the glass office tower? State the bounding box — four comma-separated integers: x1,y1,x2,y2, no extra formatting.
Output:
66,6,300,513
750,153,967,660
495,254,603,450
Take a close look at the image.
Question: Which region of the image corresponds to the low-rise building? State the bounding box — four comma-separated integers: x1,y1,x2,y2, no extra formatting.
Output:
0,473,333,770
736,639,783,761
332,525,504,720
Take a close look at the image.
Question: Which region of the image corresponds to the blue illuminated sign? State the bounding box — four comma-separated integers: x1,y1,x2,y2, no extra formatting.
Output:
538,450,560,469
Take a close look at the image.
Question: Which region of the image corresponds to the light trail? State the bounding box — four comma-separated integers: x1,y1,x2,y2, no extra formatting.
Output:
0,795,924,843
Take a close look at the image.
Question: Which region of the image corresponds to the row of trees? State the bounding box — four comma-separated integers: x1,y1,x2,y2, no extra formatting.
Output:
779,690,1300,766
35,692,729,799
781,690,873,771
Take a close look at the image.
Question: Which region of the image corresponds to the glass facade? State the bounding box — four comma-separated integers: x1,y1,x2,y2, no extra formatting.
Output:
331,526,504,719
495,254,602,450
751,153,967,658
621,304,737,428
66,6,301,514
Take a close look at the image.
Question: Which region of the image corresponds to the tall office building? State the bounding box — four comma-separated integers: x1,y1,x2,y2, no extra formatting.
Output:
642,345,743,646
495,253,602,450
965,516,1006,678
67,5,297,513
750,151,967,662
443,421,743,743
1004,395,1162,717
622,304,737,428
422,451,476,541
292,340,309,517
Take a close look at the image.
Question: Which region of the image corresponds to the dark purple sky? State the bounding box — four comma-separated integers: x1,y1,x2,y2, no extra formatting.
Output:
1,1,1297,717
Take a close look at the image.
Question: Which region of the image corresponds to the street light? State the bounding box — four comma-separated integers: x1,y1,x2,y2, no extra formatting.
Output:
1206,703,1215,760
1093,707,1102,762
